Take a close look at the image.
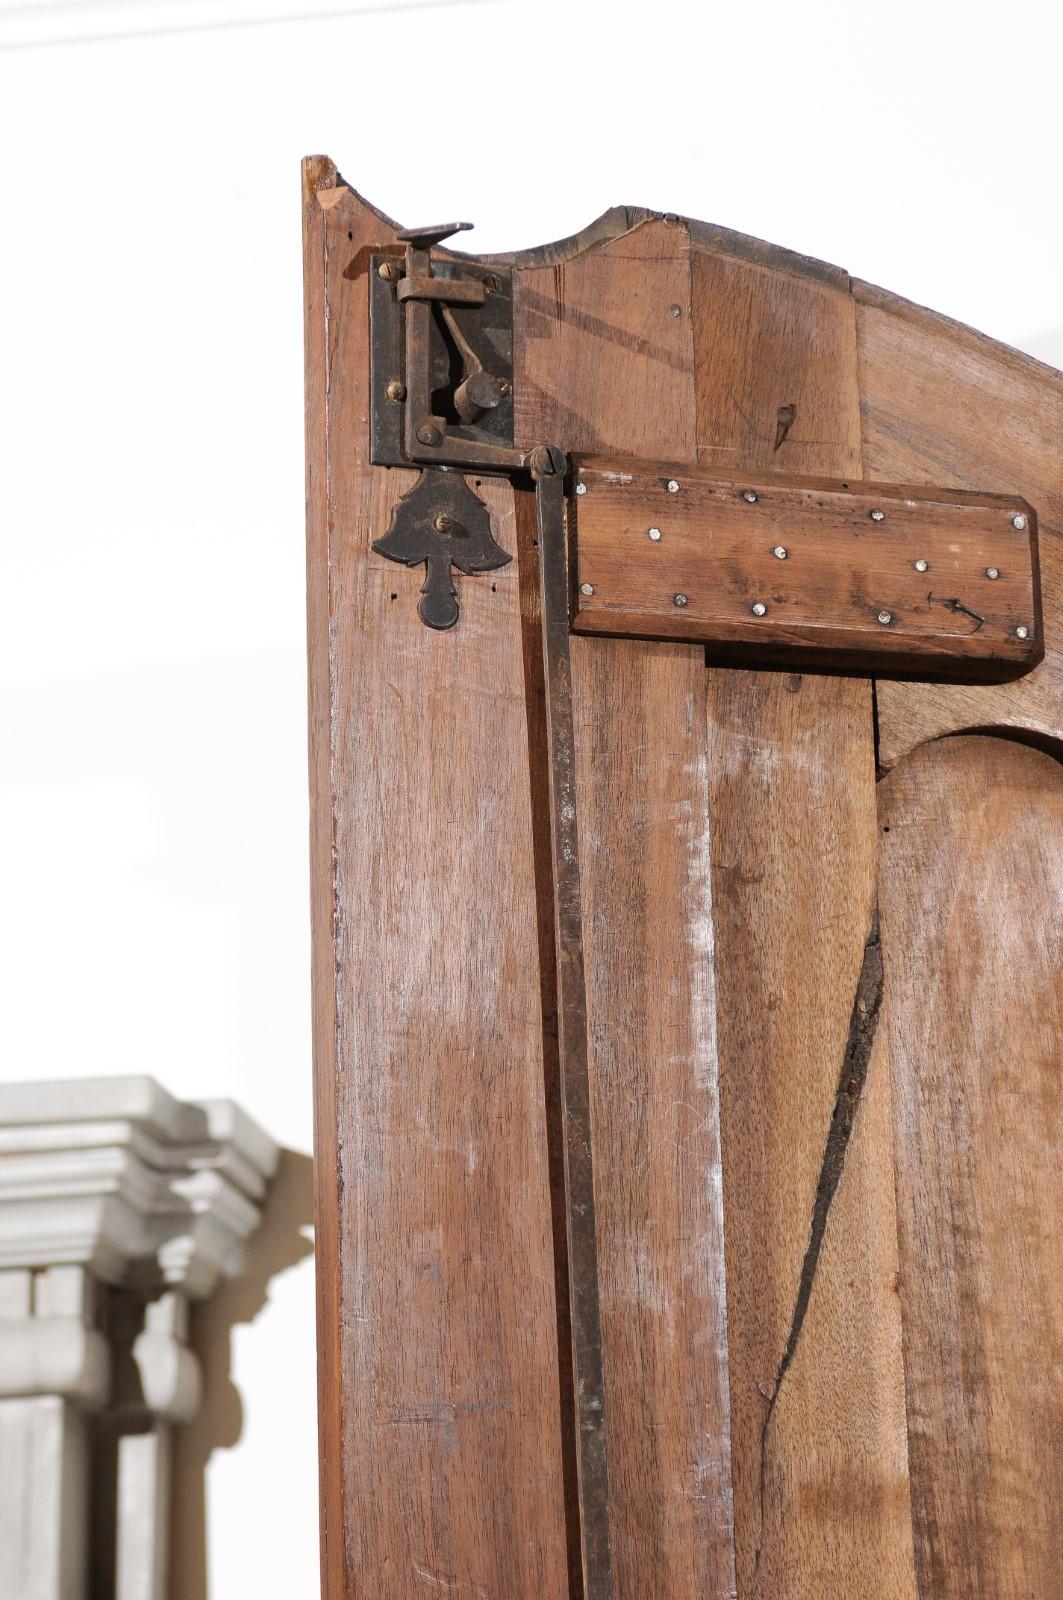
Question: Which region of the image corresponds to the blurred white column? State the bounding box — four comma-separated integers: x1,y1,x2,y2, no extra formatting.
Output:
0,1079,278,1600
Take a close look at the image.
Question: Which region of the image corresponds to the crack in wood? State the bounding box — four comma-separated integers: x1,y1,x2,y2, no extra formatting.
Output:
750,910,884,1591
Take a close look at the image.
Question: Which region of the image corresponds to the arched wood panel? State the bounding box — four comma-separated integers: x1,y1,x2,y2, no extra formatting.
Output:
878,734,1063,1597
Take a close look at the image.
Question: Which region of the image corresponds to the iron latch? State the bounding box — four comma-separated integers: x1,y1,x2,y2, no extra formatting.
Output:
370,223,529,474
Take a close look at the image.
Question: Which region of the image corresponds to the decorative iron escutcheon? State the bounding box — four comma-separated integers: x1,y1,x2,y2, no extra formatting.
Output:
372,469,511,630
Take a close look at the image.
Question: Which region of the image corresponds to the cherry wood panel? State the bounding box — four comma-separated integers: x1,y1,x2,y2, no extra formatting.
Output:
878,735,1063,1598
855,282,1063,767
570,459,1039,674
693,240,917,1598
516,220,737,1599
304,161,572,1599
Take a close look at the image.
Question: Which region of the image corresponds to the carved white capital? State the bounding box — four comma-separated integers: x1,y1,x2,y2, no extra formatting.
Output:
0,1076,279,1301
0,1077,280,1600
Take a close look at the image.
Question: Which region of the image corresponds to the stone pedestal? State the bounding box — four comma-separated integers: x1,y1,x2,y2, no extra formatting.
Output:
0,1079,278,1600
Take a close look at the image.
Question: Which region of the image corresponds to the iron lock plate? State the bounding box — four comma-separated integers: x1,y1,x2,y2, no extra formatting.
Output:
370,243,517,473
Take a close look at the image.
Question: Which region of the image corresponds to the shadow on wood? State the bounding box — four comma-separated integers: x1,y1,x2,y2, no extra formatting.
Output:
168,1149,314,1600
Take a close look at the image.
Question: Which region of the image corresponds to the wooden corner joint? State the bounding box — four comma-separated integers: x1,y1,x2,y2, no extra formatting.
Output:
568,457,1042,680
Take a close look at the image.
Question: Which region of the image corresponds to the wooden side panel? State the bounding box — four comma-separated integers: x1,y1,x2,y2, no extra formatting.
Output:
516,221,737,1598
694,245,917,1598
879,736,1063,1597
305,166,571,1598
856,284,1063,767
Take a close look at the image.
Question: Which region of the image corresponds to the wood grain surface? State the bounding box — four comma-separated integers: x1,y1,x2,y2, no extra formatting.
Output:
304,162,572,1599
515,218,696,461
570,459,1039,673
879,735,1063,1598
856,282,1063,766
695,242,917,1598
516,220,737,1599
307,170,1063,1599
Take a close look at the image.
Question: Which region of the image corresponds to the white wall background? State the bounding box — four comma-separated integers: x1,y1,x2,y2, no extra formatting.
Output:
0,0,1059,1594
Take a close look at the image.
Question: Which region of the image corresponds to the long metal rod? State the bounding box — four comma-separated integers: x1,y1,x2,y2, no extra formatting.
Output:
535,469,615,1600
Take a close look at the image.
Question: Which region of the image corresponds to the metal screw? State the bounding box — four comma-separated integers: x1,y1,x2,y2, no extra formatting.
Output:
673,593,689,608
877,610,893,625
385,379,406,402
575,482,587,496
743,490,758,504
667,479,680,494
377,261,397,281
669,304,682,318
416,423,441,447
773,545,788,560
648,526,663,542
1012,513,1028,530
751,601,767,617
914,558,929,573
985,566,1000,580
1016,624,1030,639
870,508,886,523
580,582,595,597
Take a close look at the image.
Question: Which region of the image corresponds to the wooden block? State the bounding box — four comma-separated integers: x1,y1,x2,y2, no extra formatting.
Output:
571,460,1041,676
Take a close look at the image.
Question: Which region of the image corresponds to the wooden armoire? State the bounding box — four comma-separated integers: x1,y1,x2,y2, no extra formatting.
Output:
302,154,1062,1599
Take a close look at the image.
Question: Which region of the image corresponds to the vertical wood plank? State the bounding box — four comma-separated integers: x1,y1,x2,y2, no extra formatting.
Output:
515,219,697,460
878,735,1063,1598
693,244,917,1598
516,221,738,1599
304,164,572,1598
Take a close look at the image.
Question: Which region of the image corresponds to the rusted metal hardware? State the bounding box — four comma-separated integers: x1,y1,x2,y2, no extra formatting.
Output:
535,470,615,1600
372,468,511,629
370,222,527,473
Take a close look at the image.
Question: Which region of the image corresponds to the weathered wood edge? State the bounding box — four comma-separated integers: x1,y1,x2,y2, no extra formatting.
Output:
302,152,347,1600
852,277,1063,389
307,155,1063,383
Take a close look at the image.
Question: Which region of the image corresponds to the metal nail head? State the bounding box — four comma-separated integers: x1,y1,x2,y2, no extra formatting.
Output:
985,566,1000,580
416,423,441,447
877,610,893,625
914,558,929,573
1016,624,1030,639
386,379,406,402
667,479,680,494
673,593,689,607
870,508,886,523
669,304,682,318
580,582,595,596
743,490,758,504
648,527,663,541
773,545,788,560
751,601,767,617
1012,513,1028,530
575,482,587,495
